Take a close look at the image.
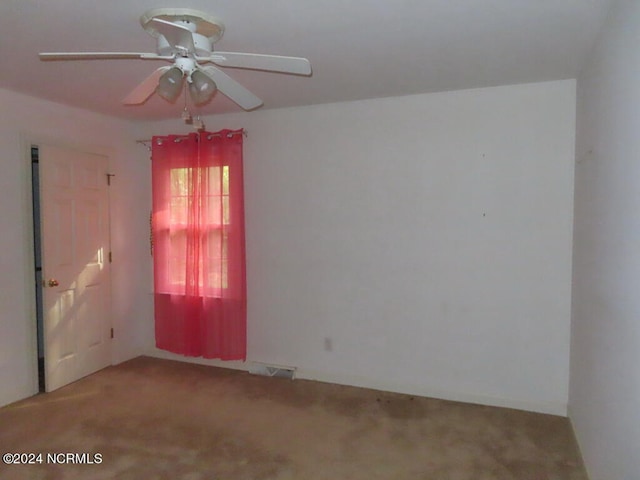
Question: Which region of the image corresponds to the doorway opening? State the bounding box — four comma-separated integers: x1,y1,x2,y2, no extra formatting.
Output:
31,145,45,393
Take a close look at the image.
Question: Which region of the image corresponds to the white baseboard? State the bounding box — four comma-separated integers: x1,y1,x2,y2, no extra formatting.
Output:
145,349,567,416
297,368,567,416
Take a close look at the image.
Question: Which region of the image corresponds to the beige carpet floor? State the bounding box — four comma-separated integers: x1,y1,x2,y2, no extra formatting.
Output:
0,356,587,479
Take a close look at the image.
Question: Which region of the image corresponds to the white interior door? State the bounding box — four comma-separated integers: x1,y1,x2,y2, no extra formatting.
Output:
39,144,112,392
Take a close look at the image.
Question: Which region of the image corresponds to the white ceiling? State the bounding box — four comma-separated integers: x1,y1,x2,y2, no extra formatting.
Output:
0,0,613,121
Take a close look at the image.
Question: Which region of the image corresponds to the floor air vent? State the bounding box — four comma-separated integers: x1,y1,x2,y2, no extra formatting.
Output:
248,363,296,380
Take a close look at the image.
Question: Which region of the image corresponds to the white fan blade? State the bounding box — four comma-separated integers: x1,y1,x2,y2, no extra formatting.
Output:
200,66,263,110
150,18,195,53
123,66,171,105
39,52,163,61
208,52,312,76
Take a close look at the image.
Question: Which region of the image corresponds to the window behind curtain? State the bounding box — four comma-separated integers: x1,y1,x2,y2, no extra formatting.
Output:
162,165,230,293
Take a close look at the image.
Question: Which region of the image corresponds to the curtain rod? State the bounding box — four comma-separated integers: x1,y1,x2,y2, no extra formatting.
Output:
136,129,247,148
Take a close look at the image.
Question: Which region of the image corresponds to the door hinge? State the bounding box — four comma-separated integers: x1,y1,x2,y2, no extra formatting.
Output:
108,251,113,263
106,173,115,186
110,328,114,339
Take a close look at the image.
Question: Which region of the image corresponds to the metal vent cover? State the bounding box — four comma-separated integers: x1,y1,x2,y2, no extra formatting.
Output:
248,363,296,380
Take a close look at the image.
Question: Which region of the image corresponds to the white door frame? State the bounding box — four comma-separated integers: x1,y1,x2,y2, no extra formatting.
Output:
22,134,114,395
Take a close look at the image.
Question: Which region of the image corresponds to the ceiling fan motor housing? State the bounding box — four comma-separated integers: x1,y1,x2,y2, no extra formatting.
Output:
156,32,212,57
141,8,225,57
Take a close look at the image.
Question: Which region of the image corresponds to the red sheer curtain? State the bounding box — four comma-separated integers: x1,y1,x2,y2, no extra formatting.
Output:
152,129,246,360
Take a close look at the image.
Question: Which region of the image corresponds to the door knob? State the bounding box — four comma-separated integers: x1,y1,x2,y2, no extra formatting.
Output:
47,279,59,287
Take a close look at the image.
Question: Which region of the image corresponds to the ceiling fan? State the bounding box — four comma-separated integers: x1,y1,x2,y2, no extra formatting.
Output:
39,8,312,111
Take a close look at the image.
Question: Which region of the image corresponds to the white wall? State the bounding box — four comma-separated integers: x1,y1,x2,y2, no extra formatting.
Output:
0,88,149,407
570,0,640,477
140,80,576,415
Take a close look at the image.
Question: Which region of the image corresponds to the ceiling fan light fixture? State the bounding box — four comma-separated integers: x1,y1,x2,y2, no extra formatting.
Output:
188,69,217,105
156,66,184,102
